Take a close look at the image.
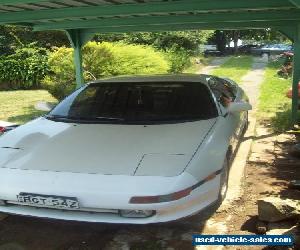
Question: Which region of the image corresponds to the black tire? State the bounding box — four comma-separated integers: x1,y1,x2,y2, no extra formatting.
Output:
218,157,229,202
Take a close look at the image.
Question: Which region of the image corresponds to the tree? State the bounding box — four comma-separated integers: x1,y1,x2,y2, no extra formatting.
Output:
0,25,69,55
212,30,226,54
209,29,289,53
94,30,214,54
208,29,290,54
1,25,214,56
239,29,288,43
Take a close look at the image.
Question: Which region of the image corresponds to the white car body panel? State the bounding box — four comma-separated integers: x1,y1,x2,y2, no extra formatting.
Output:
0,121,14,127
0,74,250,223
0,117,216,176
0,170,220,223
0,167,219,223
135,153,191,177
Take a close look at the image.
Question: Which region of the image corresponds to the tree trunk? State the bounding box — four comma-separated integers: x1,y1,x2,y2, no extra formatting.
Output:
216,30,226,54
233,30,239,54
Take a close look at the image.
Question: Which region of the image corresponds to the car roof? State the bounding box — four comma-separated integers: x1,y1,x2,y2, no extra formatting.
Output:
89,74,212,85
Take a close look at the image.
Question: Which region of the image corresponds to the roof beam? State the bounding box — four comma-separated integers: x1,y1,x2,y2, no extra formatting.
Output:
278,27,296,41
289,0,300,7
79,21,296,34
0,0,48,4
33,9,300,31
0,0,295,25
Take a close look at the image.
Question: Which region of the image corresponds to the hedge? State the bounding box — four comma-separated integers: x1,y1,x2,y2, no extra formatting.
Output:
43,41,170,100
0,46,49,90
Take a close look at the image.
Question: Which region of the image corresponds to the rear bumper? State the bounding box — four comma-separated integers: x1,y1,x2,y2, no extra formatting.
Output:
0,168,220,223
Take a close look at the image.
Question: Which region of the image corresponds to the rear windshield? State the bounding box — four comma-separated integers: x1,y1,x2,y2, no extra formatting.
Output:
47,81,218,124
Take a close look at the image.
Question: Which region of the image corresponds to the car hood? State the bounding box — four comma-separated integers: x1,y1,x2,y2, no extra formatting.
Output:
0,117,216,176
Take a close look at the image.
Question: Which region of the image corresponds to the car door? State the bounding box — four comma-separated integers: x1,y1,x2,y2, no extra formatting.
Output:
207,77,242,153
223,78,248,139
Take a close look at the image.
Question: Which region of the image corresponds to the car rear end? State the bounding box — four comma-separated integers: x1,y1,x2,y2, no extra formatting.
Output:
0,167,221,223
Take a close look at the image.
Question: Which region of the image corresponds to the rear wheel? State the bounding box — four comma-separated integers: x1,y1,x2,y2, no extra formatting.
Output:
218,158,229,201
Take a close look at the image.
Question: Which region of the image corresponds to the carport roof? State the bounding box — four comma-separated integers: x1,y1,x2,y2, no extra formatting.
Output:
0,0,300,32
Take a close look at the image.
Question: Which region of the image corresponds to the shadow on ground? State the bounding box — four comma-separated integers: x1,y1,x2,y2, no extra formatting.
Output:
270,108,300,133
7,105,47,124
0,202,221,250
247,131,300,200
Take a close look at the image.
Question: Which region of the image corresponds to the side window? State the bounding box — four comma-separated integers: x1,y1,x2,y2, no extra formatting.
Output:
208,77,236,108
219,78,237,99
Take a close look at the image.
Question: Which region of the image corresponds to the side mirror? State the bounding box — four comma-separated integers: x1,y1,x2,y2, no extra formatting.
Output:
34,101,55,112
228,101,252,113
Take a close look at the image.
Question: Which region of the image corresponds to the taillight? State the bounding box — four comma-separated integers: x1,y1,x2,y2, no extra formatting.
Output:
0,125,19,134
129,169,222,204
129,186,193,204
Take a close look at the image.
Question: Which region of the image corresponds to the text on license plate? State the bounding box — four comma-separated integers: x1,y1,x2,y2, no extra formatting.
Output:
17,193,80,209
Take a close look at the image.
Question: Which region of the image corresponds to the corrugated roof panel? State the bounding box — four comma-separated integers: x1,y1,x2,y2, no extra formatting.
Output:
0,0,297,33
60,0,91,7
11,2,69,10
0,5,24,12
7,3,48,10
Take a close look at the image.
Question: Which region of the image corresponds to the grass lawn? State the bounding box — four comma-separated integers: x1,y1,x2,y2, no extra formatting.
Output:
0,90,57,124
257,59,299,131
211,55,253,83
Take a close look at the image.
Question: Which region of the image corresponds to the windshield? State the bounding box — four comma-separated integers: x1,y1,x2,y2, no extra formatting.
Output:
46,81,218,124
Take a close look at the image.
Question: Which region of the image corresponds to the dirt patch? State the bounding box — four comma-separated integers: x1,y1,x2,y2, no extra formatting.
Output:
208,126,300,250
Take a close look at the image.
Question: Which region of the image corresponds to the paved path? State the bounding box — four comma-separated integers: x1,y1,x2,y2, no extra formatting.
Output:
225,56,268,205
199,57,230,74
240,56,268,108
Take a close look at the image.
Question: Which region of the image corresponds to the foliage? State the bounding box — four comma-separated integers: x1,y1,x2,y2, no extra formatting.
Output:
42,47,75,100
1,26,214,57
1,25,214,55
277,53,293,79
238,29,289,43
258,59,299,131
43,41,170,100
0,25,69,55
94,31,214,54
211,56,253,83
0,43,49,90
91,42,169,76
184,56,213,74
208,29,290,53
94,31,214,73
0,90,57,124
165,48,191,73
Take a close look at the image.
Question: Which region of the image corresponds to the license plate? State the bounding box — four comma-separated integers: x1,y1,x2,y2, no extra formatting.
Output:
17,193,80,209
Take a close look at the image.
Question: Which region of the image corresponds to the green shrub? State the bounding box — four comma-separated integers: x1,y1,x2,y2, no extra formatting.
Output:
82,41,115,80
43,41,170,100
0,44,49,90
42,47,75,100
108,43,170,75
165,48,191,73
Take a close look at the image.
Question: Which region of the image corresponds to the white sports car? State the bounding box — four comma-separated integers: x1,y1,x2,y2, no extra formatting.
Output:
0,74,251,224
